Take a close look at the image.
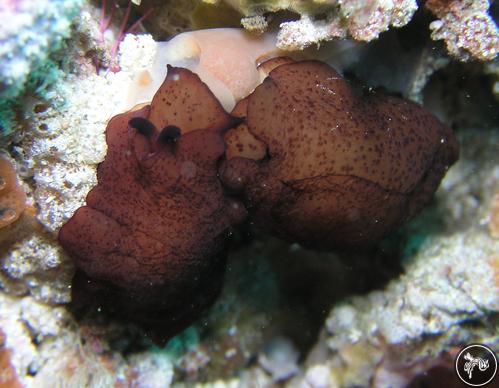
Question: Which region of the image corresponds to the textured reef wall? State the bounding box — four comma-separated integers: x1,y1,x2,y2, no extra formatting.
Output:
177,0,498,59
0,0,84,142
0,0,498,387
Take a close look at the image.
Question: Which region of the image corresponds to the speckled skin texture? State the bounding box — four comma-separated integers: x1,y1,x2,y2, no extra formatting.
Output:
221,60,459,249
224,97,267,161
59,60,458,336
58,67,245,336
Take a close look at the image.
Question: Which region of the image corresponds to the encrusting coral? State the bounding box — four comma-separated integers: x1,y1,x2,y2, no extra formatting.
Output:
58,66,246,337
190,0,498,62
426,0,499,62
59,56,458,339
0,0,83,140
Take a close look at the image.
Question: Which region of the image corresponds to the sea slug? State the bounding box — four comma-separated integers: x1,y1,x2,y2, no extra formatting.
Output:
59,66,246,337
59,58,458,338
221,59,459,249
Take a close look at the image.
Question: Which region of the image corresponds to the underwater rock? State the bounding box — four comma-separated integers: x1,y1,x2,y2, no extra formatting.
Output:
59,66,245,337
197,0,417,50
193,0,498,62
221,59,459,249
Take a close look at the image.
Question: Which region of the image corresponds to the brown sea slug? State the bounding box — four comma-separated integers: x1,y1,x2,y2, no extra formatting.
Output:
59,58,458,338
59,66,246,336
222,59,459,249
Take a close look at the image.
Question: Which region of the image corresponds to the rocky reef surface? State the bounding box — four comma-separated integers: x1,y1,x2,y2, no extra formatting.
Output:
142,0,498,60
0,1,497,387
0,0,83,142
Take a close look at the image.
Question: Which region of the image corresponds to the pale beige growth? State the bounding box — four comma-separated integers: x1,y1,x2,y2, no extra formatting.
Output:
126,29,280,112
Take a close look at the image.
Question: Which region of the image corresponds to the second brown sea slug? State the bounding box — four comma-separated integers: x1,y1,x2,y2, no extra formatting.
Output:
221,59,459,249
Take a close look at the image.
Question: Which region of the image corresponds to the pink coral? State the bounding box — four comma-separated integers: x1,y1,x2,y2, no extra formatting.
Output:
426,0,499,61
275,1,418,50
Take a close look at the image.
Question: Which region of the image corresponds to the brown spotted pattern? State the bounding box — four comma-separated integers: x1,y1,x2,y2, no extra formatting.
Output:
224,97,267,161
59,67,245,337
59,59,458,337
221,60,459,249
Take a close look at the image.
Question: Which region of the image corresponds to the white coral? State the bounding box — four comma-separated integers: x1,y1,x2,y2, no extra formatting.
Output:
0,0,83,99
273,0,418,50
325,232,499,348
427,0,499,61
